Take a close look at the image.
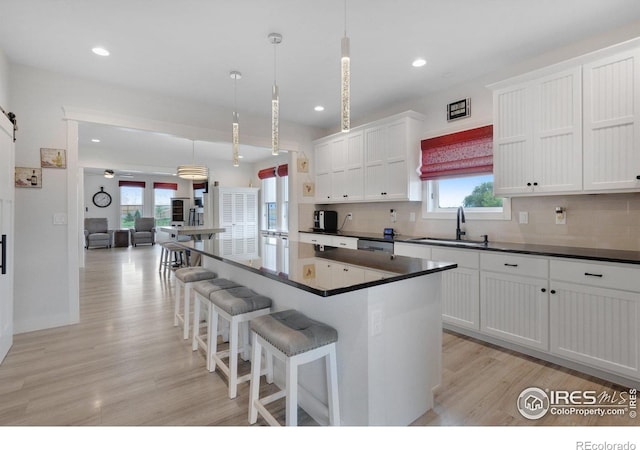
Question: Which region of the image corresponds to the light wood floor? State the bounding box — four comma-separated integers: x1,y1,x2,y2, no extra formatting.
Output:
0,245,636,426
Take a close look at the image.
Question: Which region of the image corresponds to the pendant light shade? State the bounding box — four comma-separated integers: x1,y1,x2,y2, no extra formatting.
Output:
341,0,350,132
178,140,209,180
230,71,242,167
269,33,282,156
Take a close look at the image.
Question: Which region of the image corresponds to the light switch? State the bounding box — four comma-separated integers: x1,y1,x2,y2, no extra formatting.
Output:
53,213,67,225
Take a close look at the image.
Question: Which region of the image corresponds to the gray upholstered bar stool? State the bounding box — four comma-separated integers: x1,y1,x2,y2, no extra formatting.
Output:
158,242,187,276
173,267,217,340
248,309,340,426
191,278,242,355
208,287,273,399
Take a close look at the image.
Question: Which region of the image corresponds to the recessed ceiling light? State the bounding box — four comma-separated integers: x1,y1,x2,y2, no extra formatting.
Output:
91,138,101,143
412,58,427,68
92,47,110,56
314,105,325,112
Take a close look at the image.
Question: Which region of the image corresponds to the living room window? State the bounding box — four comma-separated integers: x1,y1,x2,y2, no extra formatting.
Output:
119,181,145,228
258,164,288,232
153,182,177,227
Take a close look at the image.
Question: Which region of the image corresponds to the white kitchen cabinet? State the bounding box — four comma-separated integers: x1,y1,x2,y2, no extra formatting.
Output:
492,67,582,196
549,260,640,379
314,131,364,203
364,115,422,201
480,253,549,351
583,47,640,191
314,111,423,204
432,247,480,331
298,232,357,249
394,243,480,331
212,186,259,257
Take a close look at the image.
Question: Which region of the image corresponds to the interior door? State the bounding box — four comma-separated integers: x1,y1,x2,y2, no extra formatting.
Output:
0,113,15,364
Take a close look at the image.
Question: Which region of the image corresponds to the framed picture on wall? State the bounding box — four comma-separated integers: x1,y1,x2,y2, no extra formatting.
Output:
15,167,42,188
302,182,315,197
40,148,67,169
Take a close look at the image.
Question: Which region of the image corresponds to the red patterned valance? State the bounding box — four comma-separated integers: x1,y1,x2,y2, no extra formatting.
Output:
419,125,493,180
257,164,288,179
119,180,146,188
153,182,178,190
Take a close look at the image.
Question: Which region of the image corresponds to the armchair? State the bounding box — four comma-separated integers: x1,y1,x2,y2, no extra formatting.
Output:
130,217,156,246
84,218,112,249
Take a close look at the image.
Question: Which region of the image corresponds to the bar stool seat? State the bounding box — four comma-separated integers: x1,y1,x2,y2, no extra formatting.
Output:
192,278,243,353
158,242,187,276
174,267,217,340
248,309,340,426
209,287,272,399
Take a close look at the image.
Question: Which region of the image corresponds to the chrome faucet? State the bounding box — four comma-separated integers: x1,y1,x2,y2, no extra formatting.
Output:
456,206,466,240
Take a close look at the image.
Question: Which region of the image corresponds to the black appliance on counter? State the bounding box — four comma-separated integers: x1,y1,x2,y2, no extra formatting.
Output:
313,210,338,232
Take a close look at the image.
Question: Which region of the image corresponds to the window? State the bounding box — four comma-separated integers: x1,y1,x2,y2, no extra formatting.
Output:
120,184,144,228
154,188,173,227
423,174,510,220
258,164,288,232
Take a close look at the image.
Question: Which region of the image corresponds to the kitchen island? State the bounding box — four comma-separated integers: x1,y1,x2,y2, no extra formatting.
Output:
177,236,456,426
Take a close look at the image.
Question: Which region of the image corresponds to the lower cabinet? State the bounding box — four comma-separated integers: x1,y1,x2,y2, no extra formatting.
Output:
480,271,549,351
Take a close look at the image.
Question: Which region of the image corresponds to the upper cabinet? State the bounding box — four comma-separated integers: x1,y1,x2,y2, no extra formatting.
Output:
583,48,640,191
313,111,424,203
493,67,582,196
490,40,640,196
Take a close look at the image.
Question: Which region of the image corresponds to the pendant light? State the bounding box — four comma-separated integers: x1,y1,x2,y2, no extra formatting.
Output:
177,140,209,180
341,0,350,132
230,70,242,167
103,169,114,178
269,32,282,155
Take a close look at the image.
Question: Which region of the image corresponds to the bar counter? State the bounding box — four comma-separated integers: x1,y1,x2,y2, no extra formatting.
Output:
176,236,456,426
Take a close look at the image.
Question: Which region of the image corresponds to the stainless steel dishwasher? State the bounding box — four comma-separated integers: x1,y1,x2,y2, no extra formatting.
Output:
356,239,394,254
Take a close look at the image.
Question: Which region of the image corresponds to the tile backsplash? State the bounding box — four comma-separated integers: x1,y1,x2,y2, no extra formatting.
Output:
301,192,640,251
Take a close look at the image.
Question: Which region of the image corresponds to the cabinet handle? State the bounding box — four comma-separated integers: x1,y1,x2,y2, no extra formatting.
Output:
533,182,538,186
343,268,349,271
526,182,532,187
504,263,519,267
339,243,347,246
0,234,6,275
584,272,603,278
541,288,546,293
636,175,640,180
550,289,556,294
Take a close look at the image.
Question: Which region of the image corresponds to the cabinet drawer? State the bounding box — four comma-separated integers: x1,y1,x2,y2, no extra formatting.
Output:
393,242,431,259
299,233,333,246
481,252,548,278
431,247,480,269
550,259,640,292
332,236,358,249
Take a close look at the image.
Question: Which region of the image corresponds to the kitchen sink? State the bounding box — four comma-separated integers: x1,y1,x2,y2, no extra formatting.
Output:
408,237,488,248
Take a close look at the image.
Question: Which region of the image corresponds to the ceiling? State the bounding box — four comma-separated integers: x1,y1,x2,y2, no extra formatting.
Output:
2,0,640,170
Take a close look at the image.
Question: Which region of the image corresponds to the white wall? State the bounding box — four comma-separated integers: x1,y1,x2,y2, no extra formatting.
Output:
0,48,8,108
9,63,321,333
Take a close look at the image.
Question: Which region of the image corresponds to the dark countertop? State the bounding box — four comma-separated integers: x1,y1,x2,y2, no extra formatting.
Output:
178,237,457,297
300,229,640,265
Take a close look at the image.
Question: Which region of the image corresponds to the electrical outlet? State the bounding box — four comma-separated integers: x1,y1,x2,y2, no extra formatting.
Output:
390,209,397,223
347,212,353,221
519,212,529,224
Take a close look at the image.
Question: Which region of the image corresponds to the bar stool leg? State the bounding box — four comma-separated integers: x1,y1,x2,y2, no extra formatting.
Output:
229,317,239,399
285,358,298,426
208,307,219,372
183,283,191,340
158,246,165,272
192,293,201,351
248,332,262,425
326,344,340,426
173,280,181,327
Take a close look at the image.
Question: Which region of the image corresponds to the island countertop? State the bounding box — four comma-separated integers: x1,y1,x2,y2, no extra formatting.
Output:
176,236,456,297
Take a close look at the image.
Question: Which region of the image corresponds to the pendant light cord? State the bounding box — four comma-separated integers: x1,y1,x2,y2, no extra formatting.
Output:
344,0,347,37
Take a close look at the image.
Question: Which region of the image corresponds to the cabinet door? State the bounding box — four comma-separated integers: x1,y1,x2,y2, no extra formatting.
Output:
364,125,386,200
315,141,332,174
550,281,639,379
332,263,365,287
316,172,332,202
480,271,549,351
345,131,364,200
493,84,533,195
583,48,640,191
442,267,480,330
532,67,583,193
